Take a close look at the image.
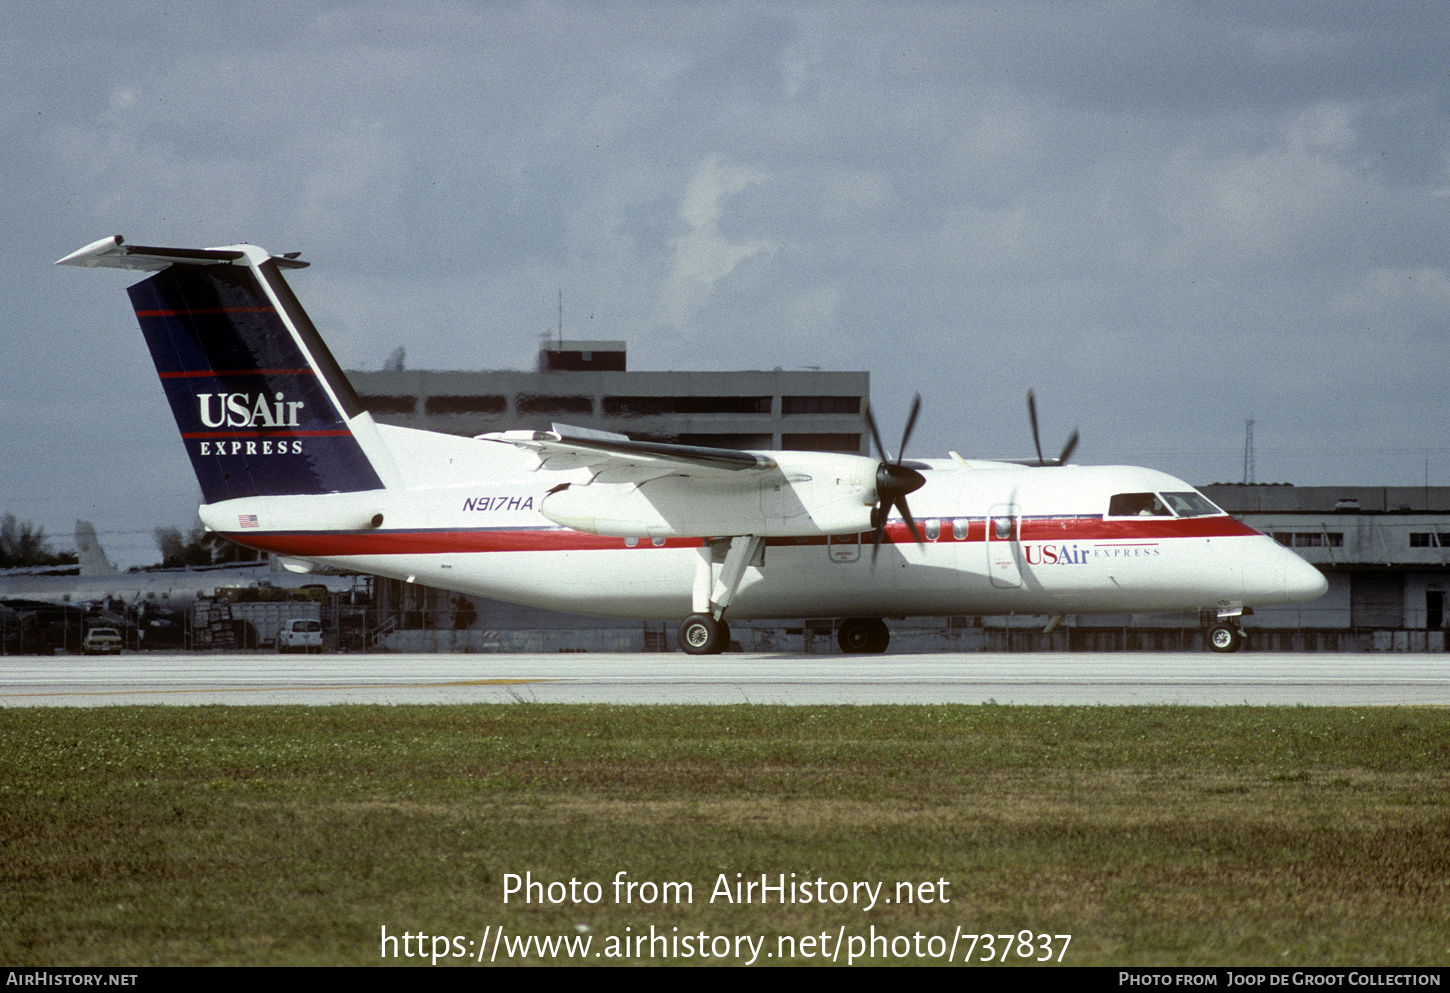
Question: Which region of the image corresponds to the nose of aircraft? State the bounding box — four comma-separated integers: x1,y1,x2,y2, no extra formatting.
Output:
1248,538,1329,604
1285,549,1330,602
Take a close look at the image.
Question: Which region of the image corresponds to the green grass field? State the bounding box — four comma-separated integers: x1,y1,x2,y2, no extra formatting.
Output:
1,704,1447,966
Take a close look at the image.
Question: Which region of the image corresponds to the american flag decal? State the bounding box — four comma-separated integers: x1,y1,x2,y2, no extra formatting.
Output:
239,514,260,529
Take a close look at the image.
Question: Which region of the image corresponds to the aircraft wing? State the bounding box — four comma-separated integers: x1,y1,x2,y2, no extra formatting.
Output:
478,423,777,479
479,424,877,538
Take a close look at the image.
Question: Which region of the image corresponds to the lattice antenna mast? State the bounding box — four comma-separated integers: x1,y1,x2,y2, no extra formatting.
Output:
1243,418,1255,484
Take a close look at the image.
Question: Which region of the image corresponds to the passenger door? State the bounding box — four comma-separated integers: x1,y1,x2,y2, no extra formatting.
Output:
986,503,1022,588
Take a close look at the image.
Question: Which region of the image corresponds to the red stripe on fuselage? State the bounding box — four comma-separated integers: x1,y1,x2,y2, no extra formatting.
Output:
1019,516,1258,541
781,516,1258,547
181,430,354,439
219,515,1261,558
159,368,315,379
224,529,702,556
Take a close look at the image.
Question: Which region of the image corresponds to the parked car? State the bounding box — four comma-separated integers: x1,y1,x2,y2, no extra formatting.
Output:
277,618,323,653
82,627,123,655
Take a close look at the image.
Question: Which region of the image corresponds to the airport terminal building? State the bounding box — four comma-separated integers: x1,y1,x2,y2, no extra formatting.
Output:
1199,483,1450,651
348,340,871,455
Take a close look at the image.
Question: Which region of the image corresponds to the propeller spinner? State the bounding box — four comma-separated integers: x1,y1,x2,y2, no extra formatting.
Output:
864,393,927,566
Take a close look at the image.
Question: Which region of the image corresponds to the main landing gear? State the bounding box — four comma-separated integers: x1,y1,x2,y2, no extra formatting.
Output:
678,613,731,655
837,617,890,654
679,535,764,655
678,615,892,655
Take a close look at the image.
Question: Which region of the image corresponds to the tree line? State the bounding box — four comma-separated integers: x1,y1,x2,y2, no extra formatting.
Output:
0,514,76,568
1,514,258,570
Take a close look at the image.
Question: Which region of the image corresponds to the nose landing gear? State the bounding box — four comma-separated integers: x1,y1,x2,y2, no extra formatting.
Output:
1207,621,1243,653
1205,603,1249,653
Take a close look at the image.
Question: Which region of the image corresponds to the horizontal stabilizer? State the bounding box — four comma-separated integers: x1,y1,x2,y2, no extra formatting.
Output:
55,235,308,271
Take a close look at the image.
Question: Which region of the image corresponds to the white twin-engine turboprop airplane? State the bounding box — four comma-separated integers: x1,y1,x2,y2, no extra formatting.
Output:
57,236,1327,654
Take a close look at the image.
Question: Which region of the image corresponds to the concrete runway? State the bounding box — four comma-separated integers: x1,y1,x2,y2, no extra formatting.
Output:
1,651,1446,707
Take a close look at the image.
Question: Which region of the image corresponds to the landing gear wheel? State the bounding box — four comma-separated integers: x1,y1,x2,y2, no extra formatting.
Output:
1207,623,1243,653
679,613,729,655
838,617,890,654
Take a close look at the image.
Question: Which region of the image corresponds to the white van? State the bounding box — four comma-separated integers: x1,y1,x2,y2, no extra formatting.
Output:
277,618,323,653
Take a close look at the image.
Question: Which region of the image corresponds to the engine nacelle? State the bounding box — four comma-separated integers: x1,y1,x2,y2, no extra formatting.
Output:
540,451,880,538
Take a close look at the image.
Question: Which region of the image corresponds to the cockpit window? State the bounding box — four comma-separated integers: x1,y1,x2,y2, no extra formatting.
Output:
1108,492,1172,517
1160,491,1224,517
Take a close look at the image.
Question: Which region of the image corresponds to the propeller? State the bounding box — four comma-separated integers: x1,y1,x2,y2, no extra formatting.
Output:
1027,389,1079,467
864,393,927,566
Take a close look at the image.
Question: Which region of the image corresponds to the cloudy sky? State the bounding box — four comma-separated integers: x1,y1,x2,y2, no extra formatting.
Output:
5,1,1449,566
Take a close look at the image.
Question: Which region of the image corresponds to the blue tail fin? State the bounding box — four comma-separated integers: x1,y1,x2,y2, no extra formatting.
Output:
58,237,384,504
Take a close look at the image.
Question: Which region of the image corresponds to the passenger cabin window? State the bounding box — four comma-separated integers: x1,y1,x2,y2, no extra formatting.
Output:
1108,492,1172,517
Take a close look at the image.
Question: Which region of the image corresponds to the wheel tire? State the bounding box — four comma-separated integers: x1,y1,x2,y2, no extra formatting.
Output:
1208,623,1242,653
867,619,890,653
838,619,872,653
679,613,728,655
838,618,889,654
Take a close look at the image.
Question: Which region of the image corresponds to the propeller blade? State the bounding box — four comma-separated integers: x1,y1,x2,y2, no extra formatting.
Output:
865,395,927,569
1027,389,1045,466
870,500,891,567
863,399,890,462
871,503,921,567
1057,428,1080,466
895,496,924,546
897,393,921,465
1028,389,1080,465
871,462,927,568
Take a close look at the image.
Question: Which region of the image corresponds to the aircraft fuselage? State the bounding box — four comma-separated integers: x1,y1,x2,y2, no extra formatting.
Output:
199,427,1325,622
